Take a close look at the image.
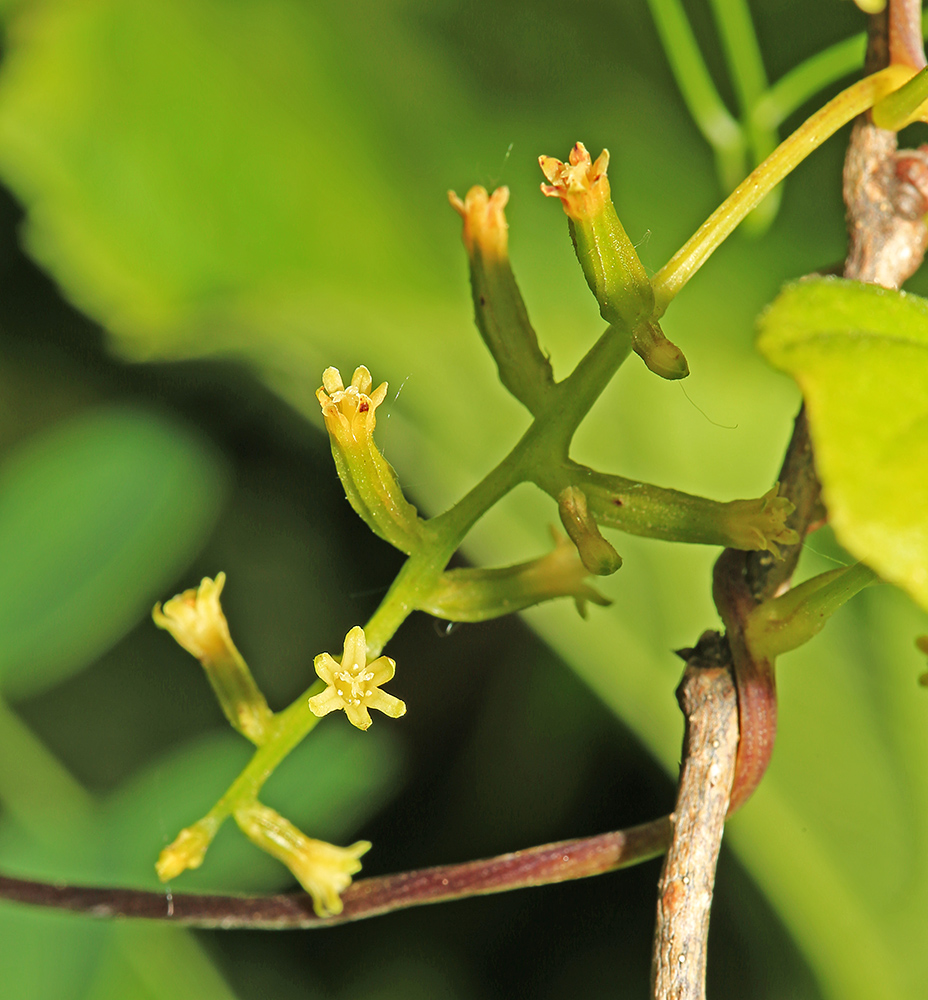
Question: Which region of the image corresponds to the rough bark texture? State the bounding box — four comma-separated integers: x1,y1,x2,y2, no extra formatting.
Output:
650,664,739,1000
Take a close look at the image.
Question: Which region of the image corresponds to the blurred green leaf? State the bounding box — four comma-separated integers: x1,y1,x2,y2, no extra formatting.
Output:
0,407,227,697
104,722,404,892
758,278,928,612
0,903,108,1000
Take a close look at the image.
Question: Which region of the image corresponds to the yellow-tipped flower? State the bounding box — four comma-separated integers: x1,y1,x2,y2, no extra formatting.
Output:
317,366,424,554
153,574,273,744
156,817,220,882
448,187,555,413
316,365,388,449
309,626,406,731
153,573,234,663
448,185,510,261
539,142,655,329
235,802,370,918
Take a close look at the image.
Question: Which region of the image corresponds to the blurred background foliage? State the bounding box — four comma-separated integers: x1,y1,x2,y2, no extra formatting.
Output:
0,1,926,998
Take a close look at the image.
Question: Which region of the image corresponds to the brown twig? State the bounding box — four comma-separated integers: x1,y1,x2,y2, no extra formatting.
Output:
0,819,671,928
651,659,739,1000
651,7,928,994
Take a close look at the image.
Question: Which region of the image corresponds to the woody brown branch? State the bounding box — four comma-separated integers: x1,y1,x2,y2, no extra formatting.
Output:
650,661,739,1000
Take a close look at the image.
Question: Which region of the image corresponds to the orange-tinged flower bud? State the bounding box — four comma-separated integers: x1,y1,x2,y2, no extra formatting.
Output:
540,142,654,330
449,186,555,414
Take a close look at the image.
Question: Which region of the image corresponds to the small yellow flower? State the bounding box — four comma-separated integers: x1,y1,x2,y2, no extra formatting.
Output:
153,573,273,744
156,817,220,882
316,366,388,448
448,185,510,260
309,625,406,731
235,802,370,918
153,573,234,662
539,142,611,220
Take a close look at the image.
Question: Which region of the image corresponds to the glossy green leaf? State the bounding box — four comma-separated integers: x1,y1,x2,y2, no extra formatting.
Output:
757,277,928,611
0,408,227,697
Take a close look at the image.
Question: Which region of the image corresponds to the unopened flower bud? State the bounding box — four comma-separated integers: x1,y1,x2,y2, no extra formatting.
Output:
156,816,220,881
744,563,877,661
632,321,689,380
449,186,555,414
539,143,654,329
557,486,623,576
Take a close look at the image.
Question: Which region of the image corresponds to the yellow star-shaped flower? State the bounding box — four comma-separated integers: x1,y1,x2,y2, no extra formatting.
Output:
308,626,406,731
316,366,388,448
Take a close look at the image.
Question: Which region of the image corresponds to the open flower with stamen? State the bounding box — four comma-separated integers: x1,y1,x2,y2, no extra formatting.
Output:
539,142,656,333
539,142,612,221
309,626,406,731
316,365,388,450
316,366,423,554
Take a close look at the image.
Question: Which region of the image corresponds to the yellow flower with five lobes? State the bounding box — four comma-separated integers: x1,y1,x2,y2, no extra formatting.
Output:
317,365,388,448
316,366,424,554
234,802,370,918
309,626,406,731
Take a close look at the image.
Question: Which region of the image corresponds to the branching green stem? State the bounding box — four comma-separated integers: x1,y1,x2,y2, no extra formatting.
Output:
645,0,746,191
652,64,915,314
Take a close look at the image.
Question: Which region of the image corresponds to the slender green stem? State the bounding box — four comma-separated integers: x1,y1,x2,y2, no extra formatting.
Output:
365,327,634,652
645,0,746,191
753,33,868,133
652,65,914,314
707,0,769,154
203,681,324,822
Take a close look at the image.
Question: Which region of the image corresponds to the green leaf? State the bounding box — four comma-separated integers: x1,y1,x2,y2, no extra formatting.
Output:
0,408,227,697
757,277,928,612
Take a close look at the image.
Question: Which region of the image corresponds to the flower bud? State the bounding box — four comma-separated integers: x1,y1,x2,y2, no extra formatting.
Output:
632,320,689,380
156,816,220,881
557,486,623,576
449,186,555,414
317,366,424,554
418,529,611,621
539,143,654,329
744,563,877,661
